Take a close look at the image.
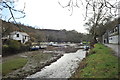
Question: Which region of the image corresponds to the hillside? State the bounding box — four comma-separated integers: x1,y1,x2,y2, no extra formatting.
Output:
2,19,90,43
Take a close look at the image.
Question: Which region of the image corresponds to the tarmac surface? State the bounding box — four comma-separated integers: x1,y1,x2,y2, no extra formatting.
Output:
104,44,120,57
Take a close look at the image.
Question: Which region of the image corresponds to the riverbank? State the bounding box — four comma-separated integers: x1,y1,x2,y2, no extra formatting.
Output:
71,43,120,78
27,49,86,78
2,51,61,78
2,45,79,78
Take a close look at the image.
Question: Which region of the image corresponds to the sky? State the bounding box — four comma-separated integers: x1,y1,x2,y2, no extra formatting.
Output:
2,0,90,33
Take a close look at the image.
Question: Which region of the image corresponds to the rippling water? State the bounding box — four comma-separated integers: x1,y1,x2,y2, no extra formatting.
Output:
27,49,86,78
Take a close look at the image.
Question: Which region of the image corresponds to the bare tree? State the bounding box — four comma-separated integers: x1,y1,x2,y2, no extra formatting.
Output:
58,0,119,44
1,0,26,36
83,0,118,43
58,0,81,16
58,0,118,18
0,0,26,24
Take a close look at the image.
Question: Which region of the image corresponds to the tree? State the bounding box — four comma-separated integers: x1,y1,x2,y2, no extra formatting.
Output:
1,0,26,37
59,0,119,44
0,0,26,24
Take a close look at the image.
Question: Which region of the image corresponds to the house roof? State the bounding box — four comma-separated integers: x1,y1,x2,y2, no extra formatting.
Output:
10,31,29,36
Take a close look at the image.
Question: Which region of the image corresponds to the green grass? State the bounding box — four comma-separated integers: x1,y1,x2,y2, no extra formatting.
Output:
2,57,27,76
0,63,2,73
73,43,119,78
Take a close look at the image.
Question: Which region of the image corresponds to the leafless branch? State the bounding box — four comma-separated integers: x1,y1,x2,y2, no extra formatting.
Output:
1,1,26,26
58,0,81,16
58,0,118,20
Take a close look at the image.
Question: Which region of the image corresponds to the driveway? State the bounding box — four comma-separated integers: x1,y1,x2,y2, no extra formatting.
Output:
104,44,120,58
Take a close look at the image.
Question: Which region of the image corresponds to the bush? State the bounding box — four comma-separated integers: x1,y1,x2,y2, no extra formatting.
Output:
2,40,29,57
25,41,32,46
20,45,29,52
8,40,21,52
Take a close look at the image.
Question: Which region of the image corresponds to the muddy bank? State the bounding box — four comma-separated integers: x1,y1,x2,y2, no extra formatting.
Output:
3,53,63,78
46,46,79,53
27,50,86,78
3,45,80,78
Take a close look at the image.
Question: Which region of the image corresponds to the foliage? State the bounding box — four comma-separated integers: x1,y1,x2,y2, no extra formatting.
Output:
73,44,119,78
85,17,119,43
2,40,21,54
2,39,29,56
25,41,32,46
81,0,118,43
0,63,2,73
8,40,21,51
2,20,90,43
2,57,27,76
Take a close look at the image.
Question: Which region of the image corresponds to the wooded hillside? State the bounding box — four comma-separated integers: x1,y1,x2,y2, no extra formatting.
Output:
2,20,90,43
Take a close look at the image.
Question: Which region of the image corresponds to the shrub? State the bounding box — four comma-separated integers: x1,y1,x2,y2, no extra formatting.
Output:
8,40,21,53
20,45,29,52
25,41,32,46
2,39,30,56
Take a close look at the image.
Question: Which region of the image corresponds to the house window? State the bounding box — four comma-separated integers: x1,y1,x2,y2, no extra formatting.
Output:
17,34,19,37
109,37,112,40
25,36,26,39
115,27,118,32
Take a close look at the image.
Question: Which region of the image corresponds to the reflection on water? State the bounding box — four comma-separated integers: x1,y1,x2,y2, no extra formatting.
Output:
27,49,86,78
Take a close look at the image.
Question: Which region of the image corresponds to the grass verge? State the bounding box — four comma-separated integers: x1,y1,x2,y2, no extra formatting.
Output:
0,63,2,73
2,57,27,76
2,51,59,78
72,43,120,78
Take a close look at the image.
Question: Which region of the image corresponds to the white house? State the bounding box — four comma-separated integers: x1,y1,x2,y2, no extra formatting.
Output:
108,25,119,44
103,24,120,45
9,31,30,44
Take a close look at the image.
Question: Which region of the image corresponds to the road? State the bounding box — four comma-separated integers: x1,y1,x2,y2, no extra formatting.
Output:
27,49,86,78
104,44,120,57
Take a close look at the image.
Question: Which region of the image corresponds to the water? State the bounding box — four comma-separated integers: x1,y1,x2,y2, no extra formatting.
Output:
27,49,86,78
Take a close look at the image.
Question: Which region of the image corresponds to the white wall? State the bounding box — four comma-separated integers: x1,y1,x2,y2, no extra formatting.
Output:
10,32,29,44
118,24,120,45
12,32,23,41
23,35,29,43
109,35,118,44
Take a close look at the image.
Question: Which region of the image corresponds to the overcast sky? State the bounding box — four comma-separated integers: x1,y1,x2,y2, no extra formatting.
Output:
2,0,90,33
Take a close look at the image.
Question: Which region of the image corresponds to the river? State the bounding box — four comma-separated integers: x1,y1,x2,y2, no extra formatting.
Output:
27,49,86,78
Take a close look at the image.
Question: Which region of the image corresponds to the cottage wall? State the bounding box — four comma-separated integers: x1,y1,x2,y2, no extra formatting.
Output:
109,35,118,44
103,24,120,45
118,24,120,45
11,32,23,41
23,35,29,43
9,31,29,44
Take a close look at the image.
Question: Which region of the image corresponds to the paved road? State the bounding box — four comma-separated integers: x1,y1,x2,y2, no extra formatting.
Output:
27,49,86,78
104,44,120,57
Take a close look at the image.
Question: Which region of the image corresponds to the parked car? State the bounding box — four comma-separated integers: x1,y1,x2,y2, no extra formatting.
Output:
79,45,84,49
83,45,89,51
48,42,54,46
39,45,47,49
30,45,39,50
